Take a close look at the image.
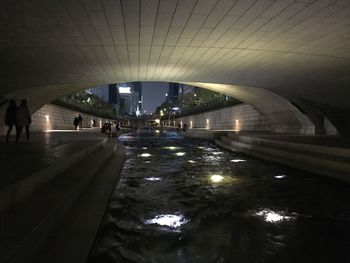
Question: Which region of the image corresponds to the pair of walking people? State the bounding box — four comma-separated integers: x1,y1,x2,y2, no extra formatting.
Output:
5,99,31,142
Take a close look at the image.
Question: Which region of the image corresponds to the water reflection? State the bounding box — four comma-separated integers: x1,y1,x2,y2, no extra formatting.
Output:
253,209,295,223
144,214,189,230
274,174,287,179
144,177,162,181
139,153,151,157
89,133,350,263
230,159,246,163
210,174,224,183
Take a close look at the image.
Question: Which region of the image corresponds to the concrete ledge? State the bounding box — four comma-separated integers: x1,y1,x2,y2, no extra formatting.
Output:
216,136,350,183
0,139,123,263
34,145,126,263
0,138,107,215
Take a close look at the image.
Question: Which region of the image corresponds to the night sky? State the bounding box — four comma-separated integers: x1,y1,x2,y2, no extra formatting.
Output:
142,82,168,114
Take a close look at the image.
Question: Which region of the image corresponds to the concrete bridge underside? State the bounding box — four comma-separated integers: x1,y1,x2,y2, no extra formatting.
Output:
0,0,349,134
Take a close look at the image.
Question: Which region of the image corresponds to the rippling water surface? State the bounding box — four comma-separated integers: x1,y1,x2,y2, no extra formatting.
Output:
89,131,350,263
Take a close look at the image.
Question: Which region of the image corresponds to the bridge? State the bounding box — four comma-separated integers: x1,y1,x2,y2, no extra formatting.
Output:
0,1,350,262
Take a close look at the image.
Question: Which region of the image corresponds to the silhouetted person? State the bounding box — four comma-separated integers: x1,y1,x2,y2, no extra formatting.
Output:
73,116,79,130
5,99,17,142
78,115,83,130
16,99,31,142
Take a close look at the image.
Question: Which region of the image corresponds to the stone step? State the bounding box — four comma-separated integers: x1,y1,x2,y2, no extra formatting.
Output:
0,138,108,215
215,136,350,183
0,139,123,263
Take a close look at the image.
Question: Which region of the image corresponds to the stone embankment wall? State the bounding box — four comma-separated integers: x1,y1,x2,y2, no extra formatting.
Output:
175,104,269,132
31,104,113,131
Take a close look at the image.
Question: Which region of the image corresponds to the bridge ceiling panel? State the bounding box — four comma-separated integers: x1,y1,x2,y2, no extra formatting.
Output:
0,0,349,105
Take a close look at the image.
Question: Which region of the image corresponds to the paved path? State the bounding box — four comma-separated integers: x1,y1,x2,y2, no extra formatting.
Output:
0,128,111,189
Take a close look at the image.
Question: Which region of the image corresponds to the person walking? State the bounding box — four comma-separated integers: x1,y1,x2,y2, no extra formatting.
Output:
5,99,17,142
16,99,31,142
73,116,79,130
77,115,83,130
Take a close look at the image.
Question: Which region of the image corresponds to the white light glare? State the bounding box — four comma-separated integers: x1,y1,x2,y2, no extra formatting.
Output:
118,87,131,93
230,159,246,163
145,214,188,229
165,146,180,150
255,209,291,223
144,177,162,181
142,147,147,150
212,152,223,155
188,160,196,163
210,175,224,183
175,152,186,156
139,153,151,157
274,174,287,179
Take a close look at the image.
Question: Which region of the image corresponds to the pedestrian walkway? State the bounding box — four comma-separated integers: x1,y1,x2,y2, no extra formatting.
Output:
0,128,125,263
0,128,107,189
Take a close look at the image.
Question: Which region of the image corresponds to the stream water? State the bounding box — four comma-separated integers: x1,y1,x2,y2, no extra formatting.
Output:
88,130,350,263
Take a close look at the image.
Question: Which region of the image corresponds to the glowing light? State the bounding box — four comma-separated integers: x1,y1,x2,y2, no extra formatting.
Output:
155,130,160,133
175,152,186,156
118,87,131,93
45,115,50,122
210,175,224,183
144,177,162,181
139,153,151,157
230,159,246,163
190,121,193,128
188,160,196,163
212,152,223,155
235,119,240,131
274,174,287,179
165,146,180,150
145,214,188,229
255,209,292,223
198,146,204,149
142,147,147,150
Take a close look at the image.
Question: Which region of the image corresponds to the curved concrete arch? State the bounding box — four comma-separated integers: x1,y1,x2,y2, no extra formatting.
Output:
185,82,314,135
1,81,314,135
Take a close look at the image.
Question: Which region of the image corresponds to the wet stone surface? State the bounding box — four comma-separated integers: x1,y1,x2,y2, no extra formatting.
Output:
88,132,350,263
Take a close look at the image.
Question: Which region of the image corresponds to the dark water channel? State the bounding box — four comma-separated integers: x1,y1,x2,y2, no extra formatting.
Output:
89,130,350,263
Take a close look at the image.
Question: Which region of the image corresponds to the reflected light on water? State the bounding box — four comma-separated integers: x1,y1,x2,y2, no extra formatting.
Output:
165,146,180,150
230,159,246,163
274,174,287,179
212,152,223,155
145,214,189,229
255,209,292,223
198,146,204,149
139,153,151,157
210,175,224,183
142,147,147,150
175,152,186,156
144,177,162,181
188,160,196,163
